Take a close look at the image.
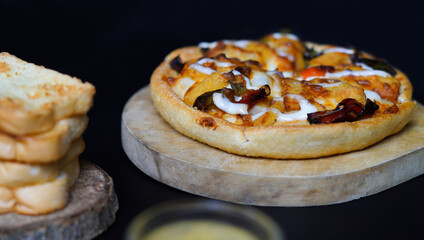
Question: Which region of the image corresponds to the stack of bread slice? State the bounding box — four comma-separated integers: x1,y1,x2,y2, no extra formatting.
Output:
0,52,95,215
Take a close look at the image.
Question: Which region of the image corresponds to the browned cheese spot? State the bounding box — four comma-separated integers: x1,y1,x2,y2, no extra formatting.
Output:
384,104,399,114
164,76,176,86
196,117,217,130
356,80,370,86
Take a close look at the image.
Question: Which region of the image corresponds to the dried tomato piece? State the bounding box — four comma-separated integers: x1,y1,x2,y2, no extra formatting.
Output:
238,86,271,109
307,98,379,124
170,56,184,73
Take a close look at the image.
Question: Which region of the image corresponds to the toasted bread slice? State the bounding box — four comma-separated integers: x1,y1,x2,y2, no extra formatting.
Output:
0,138,84,188
0,157,81,215
0,186,14,213
0,115,87,162
0,52,95,135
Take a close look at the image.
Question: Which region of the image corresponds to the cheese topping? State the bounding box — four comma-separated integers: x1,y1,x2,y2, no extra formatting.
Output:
213,92,248,115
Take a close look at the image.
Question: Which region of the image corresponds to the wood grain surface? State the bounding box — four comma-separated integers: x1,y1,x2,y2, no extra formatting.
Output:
122,86,424,206
0,160,119,240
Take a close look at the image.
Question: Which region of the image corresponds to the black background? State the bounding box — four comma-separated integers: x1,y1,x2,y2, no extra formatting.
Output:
1,1,424,239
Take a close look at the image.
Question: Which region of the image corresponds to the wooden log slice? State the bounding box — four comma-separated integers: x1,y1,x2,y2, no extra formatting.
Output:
122,86,424,206
0,160,118,240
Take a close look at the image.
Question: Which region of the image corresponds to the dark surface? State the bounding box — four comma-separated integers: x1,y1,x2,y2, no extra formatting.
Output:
1,1,423,239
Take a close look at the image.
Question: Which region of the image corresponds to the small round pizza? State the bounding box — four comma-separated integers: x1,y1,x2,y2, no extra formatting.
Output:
150,33,416,159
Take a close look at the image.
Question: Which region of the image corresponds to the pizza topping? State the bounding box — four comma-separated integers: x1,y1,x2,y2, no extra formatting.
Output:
322,47,355,55
199,40,252,50
353,58,397,76
196,117,217,130
304,47,322,61
213,92,249,115
167,33,408,127
302,68,392,81
170,56,184,73
364,90,382,102
300,66,335,80
384,104,399,114
307,98,379,124
271,32,299,41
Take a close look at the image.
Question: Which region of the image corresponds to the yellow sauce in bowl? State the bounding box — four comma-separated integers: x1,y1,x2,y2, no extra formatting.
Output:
141,220,259,240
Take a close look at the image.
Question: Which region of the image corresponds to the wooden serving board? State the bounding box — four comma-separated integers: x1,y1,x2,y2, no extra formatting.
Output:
0,160,119,240
122,86,424,206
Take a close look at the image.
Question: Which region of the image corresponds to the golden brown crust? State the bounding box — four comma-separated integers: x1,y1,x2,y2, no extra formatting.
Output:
0,52,95,135
150,46,416,159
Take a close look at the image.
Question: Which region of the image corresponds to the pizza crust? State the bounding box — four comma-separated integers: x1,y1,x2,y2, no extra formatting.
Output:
150,47,416,159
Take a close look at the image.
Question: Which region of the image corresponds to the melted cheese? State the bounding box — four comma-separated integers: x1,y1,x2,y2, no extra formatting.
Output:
213,93,248,114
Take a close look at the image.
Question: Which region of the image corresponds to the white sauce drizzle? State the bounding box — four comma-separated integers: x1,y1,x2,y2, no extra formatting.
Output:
198,40,251,49
303,69,391,81
355,62,373,70
282,71,293,78
275,94,317,122
250,71,270,87
196,58,234,67
188,58,234,75
276,49,295,61
213,93,248,115
249,95,317,122
315,82,342,88
189,64,215,75
232,70,255,90
272,33,299,41
364,90,382,102
322,47,355,55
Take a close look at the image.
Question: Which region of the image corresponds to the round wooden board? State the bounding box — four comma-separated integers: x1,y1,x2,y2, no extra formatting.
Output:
0,160,119,240
122,86,424,206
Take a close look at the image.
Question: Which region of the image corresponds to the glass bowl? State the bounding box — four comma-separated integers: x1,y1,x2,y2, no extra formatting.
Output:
125,199,284,240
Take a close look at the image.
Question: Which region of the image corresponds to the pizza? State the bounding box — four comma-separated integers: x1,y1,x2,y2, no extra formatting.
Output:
150,32,416,159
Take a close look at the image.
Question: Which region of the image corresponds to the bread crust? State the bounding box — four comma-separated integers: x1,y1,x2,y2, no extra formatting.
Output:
0,138,84,188
150,47,416,159
0,52,95,135
0,115,88,163
0,156,81,215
